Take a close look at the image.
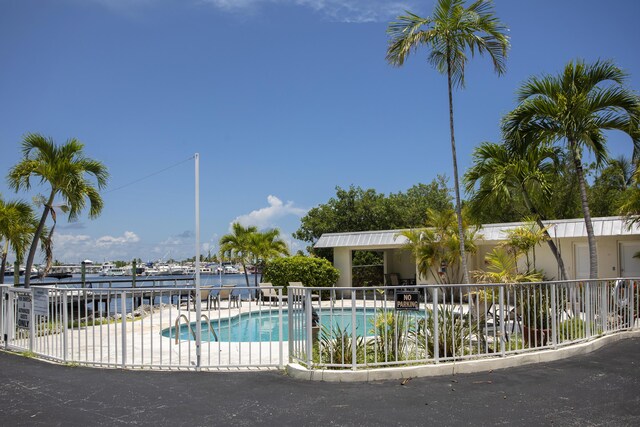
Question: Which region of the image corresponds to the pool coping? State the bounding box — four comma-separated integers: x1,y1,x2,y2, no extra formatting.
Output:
286,329,640,382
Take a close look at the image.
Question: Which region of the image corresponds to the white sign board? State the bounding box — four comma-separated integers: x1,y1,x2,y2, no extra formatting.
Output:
17,294,31,329
33,288,49,317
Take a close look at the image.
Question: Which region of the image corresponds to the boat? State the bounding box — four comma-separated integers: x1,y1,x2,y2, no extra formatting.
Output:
99,262,117,276
104,268,125,277
223,265,240,274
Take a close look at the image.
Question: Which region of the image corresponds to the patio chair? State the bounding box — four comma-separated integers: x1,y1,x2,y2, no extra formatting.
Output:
258,282,285,305
191,288,213,310
288,282,320,301
213,285,241,309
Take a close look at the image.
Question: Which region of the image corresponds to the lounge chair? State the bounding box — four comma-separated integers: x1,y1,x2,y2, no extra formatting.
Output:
258,282,285,305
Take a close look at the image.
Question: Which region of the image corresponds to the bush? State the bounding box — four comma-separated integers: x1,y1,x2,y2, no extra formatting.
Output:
262,255,340,293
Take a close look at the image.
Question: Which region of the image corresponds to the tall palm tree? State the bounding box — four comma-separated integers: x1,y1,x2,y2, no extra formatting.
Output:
0,196,37,283
503,60,640,279
7,133,109,288
219,222,258,288
386,0,509,284
464,140,569,279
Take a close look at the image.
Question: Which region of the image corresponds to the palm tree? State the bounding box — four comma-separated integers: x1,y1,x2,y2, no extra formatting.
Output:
219,222,258,288
464,140,569,279
503,60,640,279
397,208,478,285
0,196,37,283
386,0,509,284
248,229,289,297
7,133,109,288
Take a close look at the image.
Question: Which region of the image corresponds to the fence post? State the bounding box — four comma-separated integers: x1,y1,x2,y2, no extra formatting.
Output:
585,281,592,339
601,281,609,334
499,286,506,356
305,289,312,369
62,291,68,363
630,280,636,329
288,288,294,363
278,287,284,369
351,289,357,370
550,282,557,349
29,289,34,353
121,291,127,368
433,287,439,364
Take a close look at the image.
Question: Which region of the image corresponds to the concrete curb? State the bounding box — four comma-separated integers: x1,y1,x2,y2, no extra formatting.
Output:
286,330,640,382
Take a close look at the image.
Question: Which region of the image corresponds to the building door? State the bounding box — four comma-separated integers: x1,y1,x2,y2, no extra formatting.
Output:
619,242,640,278
574,243,589,279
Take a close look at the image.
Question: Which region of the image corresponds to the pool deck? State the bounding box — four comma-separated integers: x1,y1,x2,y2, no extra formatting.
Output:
30,298,412,369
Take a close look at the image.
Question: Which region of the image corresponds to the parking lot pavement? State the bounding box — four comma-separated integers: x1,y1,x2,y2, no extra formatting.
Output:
1,337,639,426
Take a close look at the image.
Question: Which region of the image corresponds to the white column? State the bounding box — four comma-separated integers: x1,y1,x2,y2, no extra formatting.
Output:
334,248,352,288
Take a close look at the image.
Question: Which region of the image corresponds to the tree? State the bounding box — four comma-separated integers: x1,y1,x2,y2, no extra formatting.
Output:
388,176,453,227
0,196,37,283
219,222,258,288
386,0,509,283
503,60,640,279
464,140,569,279
7,133,109,287
248,228,289,288
397,208,478,285
589,156,635,217
294,180,452,256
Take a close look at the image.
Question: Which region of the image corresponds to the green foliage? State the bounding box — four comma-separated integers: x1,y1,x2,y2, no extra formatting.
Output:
589,156,635,217
397,208,478,284
316,324,366,368
520,284,551,331
294,179,453,255
262,255,339,292
559,318,587,342
415,306,478,358
371,310,414,362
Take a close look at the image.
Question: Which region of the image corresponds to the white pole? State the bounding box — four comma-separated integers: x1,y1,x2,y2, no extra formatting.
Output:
195,153,202,368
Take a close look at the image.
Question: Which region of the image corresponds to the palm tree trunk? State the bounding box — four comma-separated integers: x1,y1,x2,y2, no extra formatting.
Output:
0,241,7,284
24,190,54,288
571,141,598,279
447,54,470,284
521,189,568,280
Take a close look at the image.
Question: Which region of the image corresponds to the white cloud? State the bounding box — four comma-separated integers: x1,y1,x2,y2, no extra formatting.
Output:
232,195,306,230
202,0,416,22
96,231,140,247
87,0,416,23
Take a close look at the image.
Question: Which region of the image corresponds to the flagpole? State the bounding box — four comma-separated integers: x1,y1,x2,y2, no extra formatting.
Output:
195,153,201,369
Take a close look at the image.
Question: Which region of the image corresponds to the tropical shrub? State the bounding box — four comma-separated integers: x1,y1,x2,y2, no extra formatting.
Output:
415,306,478,358
370,310,415,362
316,324,366,368
262,255,339,293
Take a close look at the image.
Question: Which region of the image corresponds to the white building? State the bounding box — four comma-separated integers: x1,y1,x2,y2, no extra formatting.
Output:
314,216,640,287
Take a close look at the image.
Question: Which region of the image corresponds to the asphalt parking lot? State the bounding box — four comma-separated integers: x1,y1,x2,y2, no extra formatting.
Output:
1,336,639,426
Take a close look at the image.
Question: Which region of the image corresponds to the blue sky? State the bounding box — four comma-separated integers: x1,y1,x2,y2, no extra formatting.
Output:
1,0,639,264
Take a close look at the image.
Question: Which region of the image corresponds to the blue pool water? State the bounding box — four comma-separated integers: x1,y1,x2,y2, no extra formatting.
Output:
163,308,404,343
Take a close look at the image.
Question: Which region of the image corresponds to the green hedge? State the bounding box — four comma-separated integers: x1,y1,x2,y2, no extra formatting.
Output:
262,255,339,292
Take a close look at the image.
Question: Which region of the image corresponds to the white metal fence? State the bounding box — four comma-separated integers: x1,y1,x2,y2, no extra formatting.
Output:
288,279,639,370
1,278,638,371
0,284,285,369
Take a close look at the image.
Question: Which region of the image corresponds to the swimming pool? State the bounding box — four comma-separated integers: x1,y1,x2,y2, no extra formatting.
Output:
163,308,406,343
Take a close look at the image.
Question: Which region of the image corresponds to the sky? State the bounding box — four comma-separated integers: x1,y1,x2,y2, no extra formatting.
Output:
1,0,639,264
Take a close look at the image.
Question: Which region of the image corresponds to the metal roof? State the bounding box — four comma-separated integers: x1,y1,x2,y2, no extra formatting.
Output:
314,217,640,249
315,230,409,249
